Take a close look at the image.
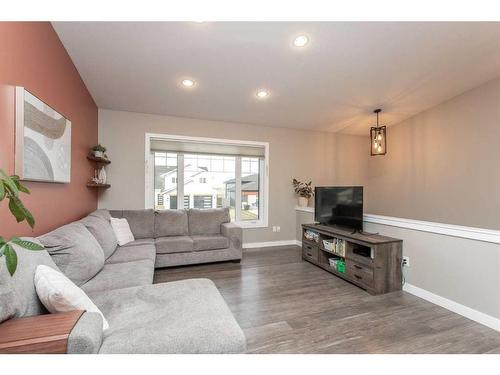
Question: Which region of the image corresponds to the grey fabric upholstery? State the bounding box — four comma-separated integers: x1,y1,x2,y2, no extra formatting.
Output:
155,248,241,268
0,239,59,318
121,238,154,247
91,279,246,354
154,209,189,237
80,214,118,259
192,235,229,251
67,312,103,354
155,236,193,254
110,209,155,239
89,209,112,222
38,223,105,286
106,244,156,264
81,260,154,294
221,222,243,250
0,262,18,322
188,208,230,235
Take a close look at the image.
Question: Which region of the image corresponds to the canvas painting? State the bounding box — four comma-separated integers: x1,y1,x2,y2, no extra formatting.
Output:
15,87,71,183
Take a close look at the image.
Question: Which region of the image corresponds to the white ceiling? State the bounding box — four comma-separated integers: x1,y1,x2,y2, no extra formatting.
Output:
52,22,500,135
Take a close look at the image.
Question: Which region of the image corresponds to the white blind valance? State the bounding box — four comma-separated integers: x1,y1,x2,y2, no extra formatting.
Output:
150,138,265,157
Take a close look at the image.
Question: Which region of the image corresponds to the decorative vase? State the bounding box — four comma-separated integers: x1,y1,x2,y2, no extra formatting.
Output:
98,167,107,184
298,197,309,207
93,150,104,158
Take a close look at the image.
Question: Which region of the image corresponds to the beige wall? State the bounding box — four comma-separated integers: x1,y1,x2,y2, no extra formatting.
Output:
98,109,367,244
365,77,500,230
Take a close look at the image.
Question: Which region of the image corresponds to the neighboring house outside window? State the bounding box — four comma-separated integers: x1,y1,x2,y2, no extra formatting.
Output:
149,135,268,228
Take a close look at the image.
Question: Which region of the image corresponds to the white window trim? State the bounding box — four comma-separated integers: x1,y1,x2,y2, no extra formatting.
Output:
145,133,269,228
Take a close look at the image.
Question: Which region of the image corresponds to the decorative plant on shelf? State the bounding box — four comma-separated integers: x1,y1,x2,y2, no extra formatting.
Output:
0,169,44,276
91,144,107,158
292,178,314,207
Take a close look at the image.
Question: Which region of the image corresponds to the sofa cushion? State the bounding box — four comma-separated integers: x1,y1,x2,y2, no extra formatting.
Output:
110,210,155,239
38,223,105,286
192,235,229,251
91,279,246,353
188,208,230,235
154,209,189,237
155,236,193,254
106,244,156,265
80,214,118,259
81,260,154,294
0,239,59,318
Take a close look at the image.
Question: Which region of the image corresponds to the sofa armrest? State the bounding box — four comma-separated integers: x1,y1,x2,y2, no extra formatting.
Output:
67,311,103,354
221,222,242,250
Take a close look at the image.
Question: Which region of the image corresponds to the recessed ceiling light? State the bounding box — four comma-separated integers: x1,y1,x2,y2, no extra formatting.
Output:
181,79,196,88
293,35,309,47
256,90,270,99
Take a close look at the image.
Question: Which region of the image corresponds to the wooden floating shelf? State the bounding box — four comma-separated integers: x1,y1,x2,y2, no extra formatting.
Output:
87,155,111,164
87,183,111,189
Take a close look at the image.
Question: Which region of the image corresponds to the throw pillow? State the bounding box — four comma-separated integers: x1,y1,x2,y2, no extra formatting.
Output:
34,265,109,330
110,217,135,246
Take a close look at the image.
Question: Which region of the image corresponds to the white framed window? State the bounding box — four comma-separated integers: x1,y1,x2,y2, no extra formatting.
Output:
145,133,269,228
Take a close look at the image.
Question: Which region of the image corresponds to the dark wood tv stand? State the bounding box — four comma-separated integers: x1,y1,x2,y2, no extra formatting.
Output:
302,224,403,295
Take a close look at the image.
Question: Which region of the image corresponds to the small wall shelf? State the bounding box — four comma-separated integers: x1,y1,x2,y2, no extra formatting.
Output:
87,183,111,189
87,153,111,189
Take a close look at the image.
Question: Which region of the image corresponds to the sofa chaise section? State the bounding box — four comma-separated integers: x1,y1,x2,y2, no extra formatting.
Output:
90,279,246,354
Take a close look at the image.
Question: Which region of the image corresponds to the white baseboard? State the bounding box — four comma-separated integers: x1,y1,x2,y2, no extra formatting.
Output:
243,240,300,249
403,283,500,332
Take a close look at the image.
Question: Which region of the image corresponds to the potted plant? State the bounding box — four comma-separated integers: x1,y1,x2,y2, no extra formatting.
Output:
0,169,44,276
292,178,314,207
91,144,107,159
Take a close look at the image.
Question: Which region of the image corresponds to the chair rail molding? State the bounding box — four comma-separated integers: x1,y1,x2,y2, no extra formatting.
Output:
364,214,500,244
295,207,500,244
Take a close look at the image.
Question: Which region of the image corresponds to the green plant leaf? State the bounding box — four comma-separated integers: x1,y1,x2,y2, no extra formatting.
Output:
8,196,26,223
0,243,6,257
12,178,30,194
4,244,18,276
8,196,35,228
10,237,44,250
0,170,19,197
0,180,5,201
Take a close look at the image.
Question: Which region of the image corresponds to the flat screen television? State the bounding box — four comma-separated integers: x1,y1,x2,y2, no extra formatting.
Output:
314,186,363,230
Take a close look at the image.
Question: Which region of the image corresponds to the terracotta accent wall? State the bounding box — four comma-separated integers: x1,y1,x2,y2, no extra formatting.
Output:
0,22,98,238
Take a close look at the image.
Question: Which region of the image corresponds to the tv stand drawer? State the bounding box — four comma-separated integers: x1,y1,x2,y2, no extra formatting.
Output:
346,261,374,288
302,243,319,263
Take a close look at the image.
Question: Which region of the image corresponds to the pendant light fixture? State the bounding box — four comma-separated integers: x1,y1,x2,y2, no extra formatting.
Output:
370,108,387,156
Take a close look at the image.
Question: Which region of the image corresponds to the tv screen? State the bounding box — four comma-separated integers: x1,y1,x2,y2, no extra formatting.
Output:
314,186,363,230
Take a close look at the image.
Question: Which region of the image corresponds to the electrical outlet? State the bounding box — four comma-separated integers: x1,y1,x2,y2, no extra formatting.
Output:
272,226,277,232
276,226,280,232
402,256,410,267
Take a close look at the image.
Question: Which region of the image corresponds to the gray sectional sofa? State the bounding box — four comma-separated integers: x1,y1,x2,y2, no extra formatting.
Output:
0,207,246,354
109,208,243,268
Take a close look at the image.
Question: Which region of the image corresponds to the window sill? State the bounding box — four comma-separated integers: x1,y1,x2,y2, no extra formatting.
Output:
235,220,267,229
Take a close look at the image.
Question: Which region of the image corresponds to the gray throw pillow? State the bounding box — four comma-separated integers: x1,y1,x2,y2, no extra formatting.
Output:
80,214,118,259
38,223,105,286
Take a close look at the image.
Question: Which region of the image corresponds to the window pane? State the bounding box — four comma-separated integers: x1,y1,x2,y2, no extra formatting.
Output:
240,157,260,221
183,154,236,219
154,152,178,209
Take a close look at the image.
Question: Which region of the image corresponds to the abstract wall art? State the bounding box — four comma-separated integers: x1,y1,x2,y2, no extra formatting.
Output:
15,87,71,183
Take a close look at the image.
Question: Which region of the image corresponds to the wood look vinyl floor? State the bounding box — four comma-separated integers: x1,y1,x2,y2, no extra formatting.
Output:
153,246,500,354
